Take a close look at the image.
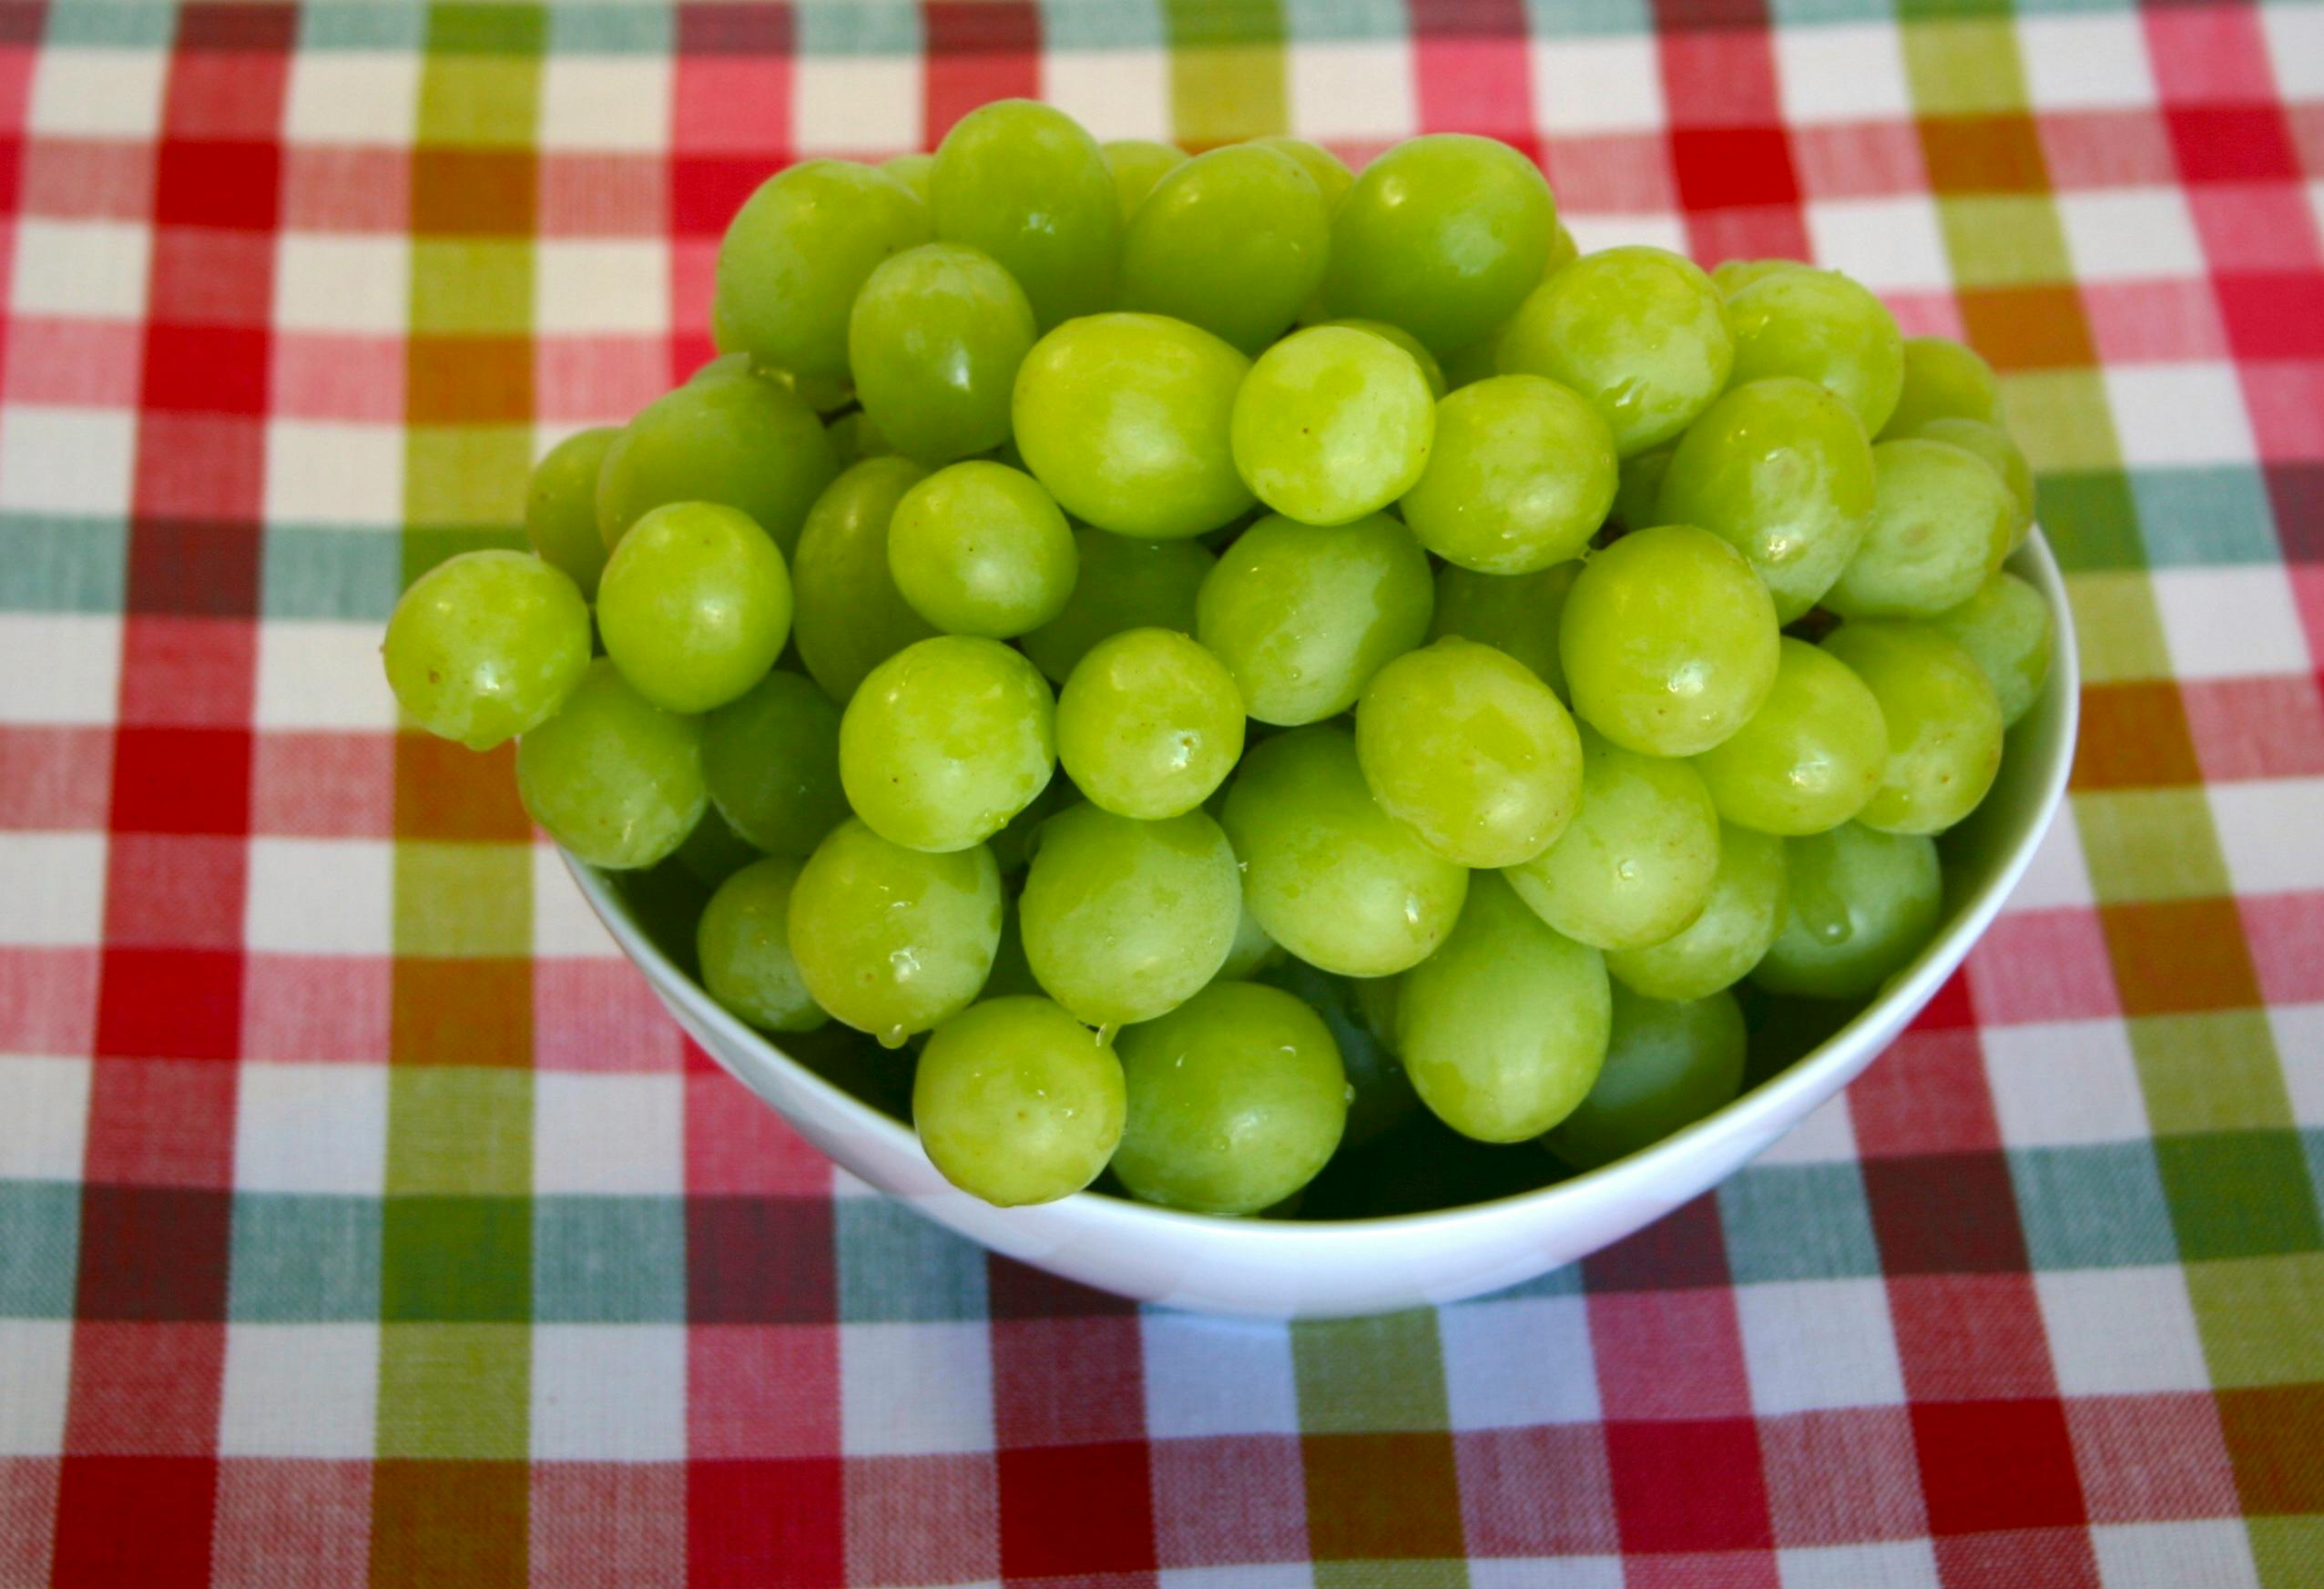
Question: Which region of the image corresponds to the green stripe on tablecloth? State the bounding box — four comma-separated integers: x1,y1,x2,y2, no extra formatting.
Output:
1294,1312,1472,1584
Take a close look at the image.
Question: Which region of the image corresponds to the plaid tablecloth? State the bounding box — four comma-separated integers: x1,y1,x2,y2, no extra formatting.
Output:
1,1,2319,1585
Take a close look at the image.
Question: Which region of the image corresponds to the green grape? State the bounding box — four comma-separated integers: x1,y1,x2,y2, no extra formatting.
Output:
1503,726,1721,951
712,159,931,387
1821,621,2003,835
1694,638,1887,837
1400,373,1616,575
1321,133,1556,352
1428,561,1576,697
1605,825,1787,1002
1220,725,1469,977
1930,571,2053,728
1019,803,1241,1027
702,669,847,857
790,458,938,703
1558,524,1779,759
697,855,827,1033
383,549,592,751
1355,636,1583,868
1111,981,1347,1215
823,410,890,466
525,427,617,598
596,372,838,559
983,901,1042,998
1879,336,2003,437
987,771,1075,875
1544,219,1578,275
1251,136,1353,209
1020,529,1215,684
1218,890,1282,981
849,242,1038,467
1724,267,1905,436
1196,512,1433,725
1229,325,1436,525
933,98,1119,331
1013,312,1254,540
673,804,763,888
1902,416,2034,548
839,635,1055,852
1825,439,2015,619
1544,984,1746,1169
515,658,706,870
1056,627,1245,820
1102,137,1189,220
1437,330,1503,392
789,818,1002,1044
1654,376,1877,624
1612,447,1672,531
1752,822,1941,1001
881,151,934,200
1257,957,1420,1151
914,996,1126,1207
747,358,857,417
1712,258,1803,298
886,461,1077,638
596,501,792,715
1497,246,1733,456
1321,320,1447,398
1123,144,1330,354
1397,871,1611,1143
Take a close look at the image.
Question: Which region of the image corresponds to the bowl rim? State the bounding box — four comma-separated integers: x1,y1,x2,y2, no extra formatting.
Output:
569,529,2079,1241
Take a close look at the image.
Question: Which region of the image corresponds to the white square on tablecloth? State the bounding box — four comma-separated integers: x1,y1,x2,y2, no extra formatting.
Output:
2104,363,2257,468
1805,197,1952,293
2153,565,2313,682
1735,1278,1907,1415
793,54,922,157
283,50,421,145
275,233,410,336
0,1056,92,1182
1983,1019,2151,1150
0,615,120,727
536,239,668,336
262,420,404,528
533,1072,684,1197
1774,23,1910,125
531,1324,688,1461
243,839,393,959
2018,15,2159,111
1777,1540,1942,1589
2209,779,2324,897
219,1322,381,1458
532,844,620,960
230,1059,389,1197
1290,41,1417,144
0,833,107,948
2055,188,2206,284
1139,1308,1301,1439
2271,1005,2324,1128
0,1322,74,1457
255,620,400,730
840,1319,995,1456
10,219,152,321
1041,50,1170,144
28,47,168,139
1470,1559,1625,1589
2035,1267,2213,1397
1754,1091,1860,1166
2093,1521,2262,1589
2264,5,2324,98
0,407,136,516
1532,35,1664,135
1162,1567,1329,1589
1440,1291,1600,1429
539,56,673,153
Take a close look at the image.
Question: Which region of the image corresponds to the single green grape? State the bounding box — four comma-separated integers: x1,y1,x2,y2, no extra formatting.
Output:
1321,320,1448,398
933,99,1119,331
1229,325,1436,526
1056,627,1245,820
1712,258,1804,298
1724,267,1905,436
698,855,828,1033
1544,984,1746,1169
515,657,706,870
1251,136,1353,209
790,457,938,703
849,242,1038,467
839,635,1055,853
880,151,935,202
701,669,847,857
1020,529,1215,684
1102,137,1189,220
1400,374,1617,575
1122,143,1331,354
596,372,838,559
887,461,1077,638
1256,956,1421,1152
914,995,1126,1207
789,818,1003,1044
1693,637,1888,837
1752,821,1942,1001
712,159,931,387
1428,561,1577,697
1503,726,1721,951
525,427,617,598
1498,246,1733,456
1605,825,1788,1002
1930,571,2053,728
1879,336,2003,437
1821,621,2003,836
1218,890,1282,981
1612,447,1673,531
1903,416,2034,548
1824,438,2015,619
383,549,592,751
596,501,791,715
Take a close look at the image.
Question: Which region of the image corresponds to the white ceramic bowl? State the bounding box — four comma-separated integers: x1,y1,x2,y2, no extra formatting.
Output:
569,532,2078,1319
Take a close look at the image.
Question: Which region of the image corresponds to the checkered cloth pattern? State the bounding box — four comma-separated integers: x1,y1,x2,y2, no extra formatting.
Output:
0,1,2318,1585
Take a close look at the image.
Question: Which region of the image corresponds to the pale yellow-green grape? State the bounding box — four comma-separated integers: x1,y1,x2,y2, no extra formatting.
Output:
788,817,1003,1044
1693,637,1888,836
1497,246,1733,456
1322,320,1448,398
1712,258,1804,297
515,658,706,870
1612,447,1673,532
1019,803,1241,1027
1605,825,1788,1002
933,98,1119,331
1111,981,1348,1215
702,669,847,857
1196,512,1433,725
1321,133,1557,353
1400,374,1617,575
1821,621,2003,835
886,461,1077,638
383,549,592,751
1879,336,2003,437
1218,893,1282,981
1397,871,1611,1143
1428,561,1577,697
1122,143,1331,354
1723,267,1905,436
1355,637,1583,868
790,458,938,703
1503,726,1721,951
1653,376,1877,623
1223,726,1470,978
849,242,1039,466
1544,984,1746,1169
1824,439,2015,619
596,501,792,715
697,855,827,1033
1559,524,1779,759
839,635,1056,853
1013,312,1255,539
1020,529,1216,684
1056,627,1245,820
1903,416,2035,548
1229,326,1436,526
596,372,838,558
1752,821,1942,1001
525,427,617,598
1931,571,2054,728
1251,136,1353,209
712,159,931,386
1102,137,1189,220
913,996,1126,1206
1257,957,1421,1151
880,151,935,202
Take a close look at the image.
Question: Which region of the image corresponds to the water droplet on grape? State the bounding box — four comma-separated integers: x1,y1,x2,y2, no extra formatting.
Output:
877,1025,910,1050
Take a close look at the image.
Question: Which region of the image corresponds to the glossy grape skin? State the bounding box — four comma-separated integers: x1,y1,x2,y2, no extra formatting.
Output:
701,669,848,857
1397,871,1612,1143
1428,562,1577,697
790,458,938,703
525,427,617,598
1020,529,1215,684
1723,267,1905,436
1498,246,1733,456
789,818,1003,1044
1355,637,1584,868
1612,447,1673,531
1196,512,1434,726
839,635,1056,853
1712,258,1804,298
849,242,1039,467
1056,627,1245,820
1605,825,1788,1002
1693,637,1888,837
1256,957,1421,1151
1322,320,1448,398
1559,524,1780,759
712,159,931,387
515,658,705,870
1653,376,1877,624
1879,336,2003,437
596,502,791,715
1111,981,1348,1216
1544,984,1746,1169
596,372,839,559
1321,133,1557,353
1252,136,1353,208
1503,727,1722,951
1013,313,1255,540
1102,137,1189,220
880,151,935,202
886,461,1077,639
1230,325,1437,526
1752,822,1942,1001
697,855,827,1033
1821,621,2003,836
1220,725,1471,978
383,550,592,751
1122,143,1331,354
914,996,1126,1207
1931,571,2053,728
1824,439,2015,619
1904,416,2034,548
933,99,1120,331
1400,374,1617,575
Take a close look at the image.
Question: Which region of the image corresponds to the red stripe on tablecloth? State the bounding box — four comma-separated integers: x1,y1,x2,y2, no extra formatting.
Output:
924,3,1040,148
